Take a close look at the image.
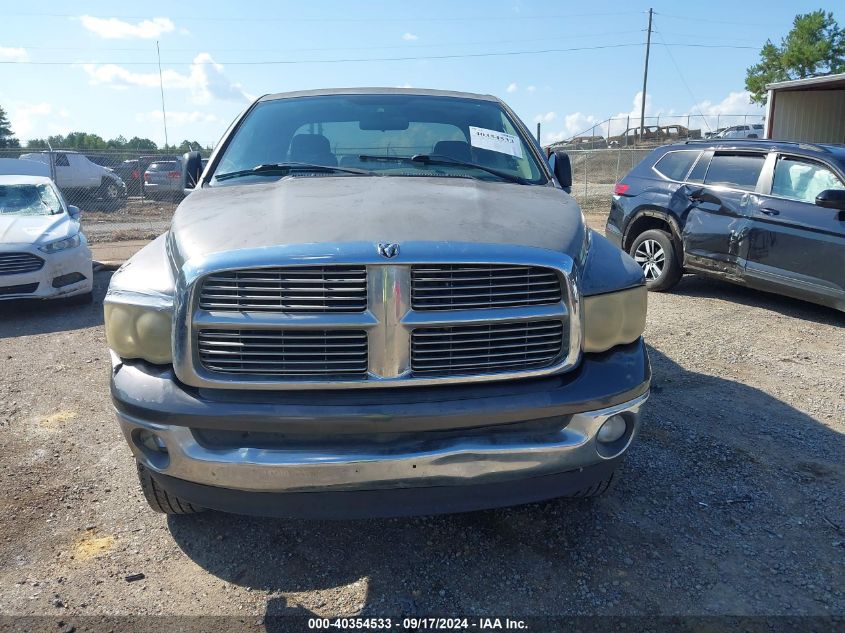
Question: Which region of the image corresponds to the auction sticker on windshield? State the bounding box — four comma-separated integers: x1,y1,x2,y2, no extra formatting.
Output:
468,126,524,158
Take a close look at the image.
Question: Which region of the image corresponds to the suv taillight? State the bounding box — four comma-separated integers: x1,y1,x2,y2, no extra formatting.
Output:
144,173,150,183
614,183,630,196
131,170,140,180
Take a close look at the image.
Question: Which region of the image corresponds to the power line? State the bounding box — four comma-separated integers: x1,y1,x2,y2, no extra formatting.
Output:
0,42,648,66
654,11,783,28
652,28,713,132
5,29,647,54
6,10,646,23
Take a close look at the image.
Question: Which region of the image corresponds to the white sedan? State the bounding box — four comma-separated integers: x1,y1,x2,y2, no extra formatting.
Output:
0,173,93,303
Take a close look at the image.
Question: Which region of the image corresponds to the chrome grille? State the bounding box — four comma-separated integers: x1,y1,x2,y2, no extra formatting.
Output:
411,320,565,376
411,264,561,310
0,252,44,276
199,266,367,313
197,329,368,378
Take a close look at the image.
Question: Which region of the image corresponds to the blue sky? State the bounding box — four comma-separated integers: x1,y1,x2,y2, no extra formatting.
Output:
1,0,840,147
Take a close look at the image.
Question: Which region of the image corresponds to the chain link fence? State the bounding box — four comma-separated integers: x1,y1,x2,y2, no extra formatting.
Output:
546,113,765,151
566,148,652,217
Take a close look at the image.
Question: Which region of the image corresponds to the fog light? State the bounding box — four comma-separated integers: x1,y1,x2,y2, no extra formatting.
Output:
137,430,168,454
597,415,627,443
52,272,86,288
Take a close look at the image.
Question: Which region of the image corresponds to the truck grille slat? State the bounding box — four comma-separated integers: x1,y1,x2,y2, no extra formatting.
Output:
200,266,367,313
197,329,368,378
411,264,561,311
411,320,565,376
0,252,44,276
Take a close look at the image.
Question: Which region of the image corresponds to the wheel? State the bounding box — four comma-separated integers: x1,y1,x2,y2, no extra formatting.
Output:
96,180,124,211
629,229,682,291
567,469,619,498
136,461,204,515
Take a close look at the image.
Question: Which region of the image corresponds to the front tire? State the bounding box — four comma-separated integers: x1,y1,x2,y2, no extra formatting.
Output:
629,229,682,291
567,469,619,498
136,462,204,515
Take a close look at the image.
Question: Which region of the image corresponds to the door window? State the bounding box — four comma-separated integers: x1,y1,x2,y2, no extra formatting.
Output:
703,153,766,191
54,153,69,167
653,150,701,181
771,156,845,203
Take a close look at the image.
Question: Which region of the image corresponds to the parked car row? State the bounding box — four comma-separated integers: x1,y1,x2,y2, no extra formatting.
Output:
606,139,845,311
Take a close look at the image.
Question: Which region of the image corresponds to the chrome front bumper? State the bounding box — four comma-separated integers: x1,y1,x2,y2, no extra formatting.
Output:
117,392,647,494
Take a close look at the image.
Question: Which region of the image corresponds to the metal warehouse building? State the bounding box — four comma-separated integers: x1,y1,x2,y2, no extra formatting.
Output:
765,72,845,143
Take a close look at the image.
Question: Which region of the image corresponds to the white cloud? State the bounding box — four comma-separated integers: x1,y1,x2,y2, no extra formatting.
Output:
8,102,70,139
402,32,419,41
136,110,219,125
506,83,518,93
82,53,252,104
79,15,175,40
0,47,28,62
526,85,536,93
533,111,557,124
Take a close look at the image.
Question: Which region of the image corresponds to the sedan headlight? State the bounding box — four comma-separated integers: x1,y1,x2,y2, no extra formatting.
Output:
104,303,172,364
39,233,81,253
582,286,647,353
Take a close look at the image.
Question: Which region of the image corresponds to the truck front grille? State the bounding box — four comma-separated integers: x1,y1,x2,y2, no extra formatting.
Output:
411,264,561,311
411,320,565,376
197,329,368,378
199,266,367,313
0,252,44,276
183,247,577,389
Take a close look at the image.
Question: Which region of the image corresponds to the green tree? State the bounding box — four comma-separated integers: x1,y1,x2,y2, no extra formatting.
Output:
746,10,845,105
0,106,20,148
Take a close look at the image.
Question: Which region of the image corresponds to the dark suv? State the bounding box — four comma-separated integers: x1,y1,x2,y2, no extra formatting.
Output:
606,140,845,311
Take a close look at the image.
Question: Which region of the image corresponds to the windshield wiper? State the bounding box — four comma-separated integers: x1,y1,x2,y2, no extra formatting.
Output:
215,162,375,182
358,154,528,185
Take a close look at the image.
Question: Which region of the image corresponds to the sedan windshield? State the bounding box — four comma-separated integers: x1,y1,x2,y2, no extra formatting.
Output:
0,184,63,216
211,94,547,186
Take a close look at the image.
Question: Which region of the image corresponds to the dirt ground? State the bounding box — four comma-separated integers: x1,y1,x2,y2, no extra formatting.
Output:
0,212,843,628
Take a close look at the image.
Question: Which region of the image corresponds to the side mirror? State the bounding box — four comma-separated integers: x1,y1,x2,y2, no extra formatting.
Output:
815,189,845,210
548,150,572,192
182,151,203,193
67,205,80,220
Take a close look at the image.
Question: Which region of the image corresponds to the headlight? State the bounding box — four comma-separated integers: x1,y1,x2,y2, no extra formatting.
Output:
582,285,647,353
104,303,172,364
39,233,81,253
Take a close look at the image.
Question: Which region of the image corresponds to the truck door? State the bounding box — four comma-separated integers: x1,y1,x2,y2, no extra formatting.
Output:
52,152,71,188
68,154,98,188
745,153,845,305
680,151,767,279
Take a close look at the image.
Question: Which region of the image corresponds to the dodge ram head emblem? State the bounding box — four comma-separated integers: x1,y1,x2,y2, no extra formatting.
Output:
377,242,400,258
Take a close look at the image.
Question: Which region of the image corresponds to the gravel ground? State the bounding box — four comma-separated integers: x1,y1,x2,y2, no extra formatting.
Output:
0,223,843,625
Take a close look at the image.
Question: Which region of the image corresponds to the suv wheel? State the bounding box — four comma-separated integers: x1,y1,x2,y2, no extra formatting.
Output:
136,462,204,515
630,229,682,291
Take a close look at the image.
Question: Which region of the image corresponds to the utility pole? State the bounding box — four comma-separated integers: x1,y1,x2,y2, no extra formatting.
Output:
639,8,653,143
156,40,169,149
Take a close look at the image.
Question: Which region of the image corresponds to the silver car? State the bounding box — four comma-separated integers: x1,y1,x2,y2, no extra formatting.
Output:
143,160,183,200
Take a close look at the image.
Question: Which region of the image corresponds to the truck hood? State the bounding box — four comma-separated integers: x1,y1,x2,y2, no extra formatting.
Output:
0,213,78,246
170,176,586,264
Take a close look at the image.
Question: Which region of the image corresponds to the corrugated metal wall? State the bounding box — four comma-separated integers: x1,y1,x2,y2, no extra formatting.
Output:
770,90,845,143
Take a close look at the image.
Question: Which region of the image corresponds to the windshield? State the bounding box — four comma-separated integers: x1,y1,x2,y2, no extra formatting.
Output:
0,184,63,216
211,94,547,185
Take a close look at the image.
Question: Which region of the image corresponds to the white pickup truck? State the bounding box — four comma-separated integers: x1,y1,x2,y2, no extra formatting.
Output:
19,151,127,211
